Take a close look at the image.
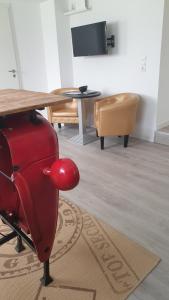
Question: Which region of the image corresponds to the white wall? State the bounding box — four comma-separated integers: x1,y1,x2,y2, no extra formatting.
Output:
1,0,165,138
40,0,74,90
55,0,74,87
40,0,61,92
11,2,47,92
157,0,169,129
64,0,164,141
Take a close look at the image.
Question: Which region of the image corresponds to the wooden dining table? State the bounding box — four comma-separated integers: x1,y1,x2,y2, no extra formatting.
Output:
0,89,70,117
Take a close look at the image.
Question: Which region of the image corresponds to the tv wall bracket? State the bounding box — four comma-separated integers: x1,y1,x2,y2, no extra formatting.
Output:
107,35,115,48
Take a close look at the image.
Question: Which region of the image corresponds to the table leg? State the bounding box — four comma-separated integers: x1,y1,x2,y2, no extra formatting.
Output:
78,98,86,136
70,98,98,145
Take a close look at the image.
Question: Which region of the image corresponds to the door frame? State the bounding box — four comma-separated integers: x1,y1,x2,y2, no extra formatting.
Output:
4,3,22,89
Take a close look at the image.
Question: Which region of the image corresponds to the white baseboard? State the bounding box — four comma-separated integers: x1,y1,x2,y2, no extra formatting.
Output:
155,131,169,146
157,120,169,130
132,128,155,142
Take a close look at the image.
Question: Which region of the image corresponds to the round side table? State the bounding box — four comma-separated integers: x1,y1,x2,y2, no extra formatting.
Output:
64,91,101,145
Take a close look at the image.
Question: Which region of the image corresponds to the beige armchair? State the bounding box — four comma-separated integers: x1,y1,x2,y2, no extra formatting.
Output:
47,88,79,128
94,93,139,149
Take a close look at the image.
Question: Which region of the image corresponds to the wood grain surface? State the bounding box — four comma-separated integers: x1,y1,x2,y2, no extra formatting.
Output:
0,89,71,116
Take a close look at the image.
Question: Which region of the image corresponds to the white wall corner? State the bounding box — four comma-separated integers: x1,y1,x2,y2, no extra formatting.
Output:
156,0,169,129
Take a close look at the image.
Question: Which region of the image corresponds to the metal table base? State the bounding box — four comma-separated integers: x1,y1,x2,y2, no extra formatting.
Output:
65,91,101,145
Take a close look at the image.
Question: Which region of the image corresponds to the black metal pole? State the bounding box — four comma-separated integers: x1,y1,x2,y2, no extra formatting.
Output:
0,213,35,251
0,212,53,286
0,231,17,246
40,259,53,286
15,235,26,253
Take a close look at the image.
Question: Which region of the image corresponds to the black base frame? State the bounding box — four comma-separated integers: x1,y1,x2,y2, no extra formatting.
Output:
0,212,53,286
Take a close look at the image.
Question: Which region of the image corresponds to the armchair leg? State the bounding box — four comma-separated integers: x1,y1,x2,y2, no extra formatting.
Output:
124,135,129,148
58,123,61,129
96,129,98,137
100,137,104,150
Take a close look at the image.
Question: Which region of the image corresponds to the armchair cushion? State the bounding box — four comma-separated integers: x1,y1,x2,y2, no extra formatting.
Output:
52,106,78,117
47,88,79,124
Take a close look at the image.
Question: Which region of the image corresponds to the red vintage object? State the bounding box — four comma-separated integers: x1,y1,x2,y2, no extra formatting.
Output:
43,158,79,191
0,111,79,264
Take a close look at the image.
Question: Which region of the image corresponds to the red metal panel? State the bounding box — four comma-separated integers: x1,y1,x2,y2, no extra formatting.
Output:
13,157,58,262
1,112,59,169
0,112,58,262
0,111,79,262
0,132,19,214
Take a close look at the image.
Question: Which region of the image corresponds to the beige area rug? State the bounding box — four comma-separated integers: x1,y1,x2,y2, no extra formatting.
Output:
0,197,160,300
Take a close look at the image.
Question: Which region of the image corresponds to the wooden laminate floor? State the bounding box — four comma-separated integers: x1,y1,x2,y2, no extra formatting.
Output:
57,125,169,300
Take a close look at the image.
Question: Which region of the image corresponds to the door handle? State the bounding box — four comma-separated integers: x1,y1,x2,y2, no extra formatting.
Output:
8,69,16,74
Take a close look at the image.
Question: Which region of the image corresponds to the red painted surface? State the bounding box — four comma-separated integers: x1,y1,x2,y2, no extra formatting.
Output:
0,112,79,262
43,158,80,191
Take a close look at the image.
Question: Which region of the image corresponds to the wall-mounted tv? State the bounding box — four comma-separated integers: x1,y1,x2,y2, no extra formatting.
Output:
71,21,107,57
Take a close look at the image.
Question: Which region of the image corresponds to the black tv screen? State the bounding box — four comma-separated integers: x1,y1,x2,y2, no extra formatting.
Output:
71,21,107,57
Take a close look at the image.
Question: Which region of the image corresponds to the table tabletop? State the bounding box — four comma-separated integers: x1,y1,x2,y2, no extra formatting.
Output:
63,90,101,99
0,89,70,117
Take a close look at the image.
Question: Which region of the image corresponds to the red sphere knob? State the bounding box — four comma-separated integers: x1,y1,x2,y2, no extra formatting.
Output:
44,158,80,191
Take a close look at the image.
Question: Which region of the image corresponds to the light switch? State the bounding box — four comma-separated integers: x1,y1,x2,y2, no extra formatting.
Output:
140,56,147,72
75,0,87,10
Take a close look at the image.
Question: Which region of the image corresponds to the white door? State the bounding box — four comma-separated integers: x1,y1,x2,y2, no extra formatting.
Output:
0,4,20,89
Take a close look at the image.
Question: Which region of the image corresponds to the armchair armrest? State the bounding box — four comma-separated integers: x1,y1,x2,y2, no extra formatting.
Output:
99,100,137,113
95,96,117,110
94,96,117,125
47,106,52,123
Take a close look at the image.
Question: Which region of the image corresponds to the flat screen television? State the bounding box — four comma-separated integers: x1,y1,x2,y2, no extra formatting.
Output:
71,21,107,57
